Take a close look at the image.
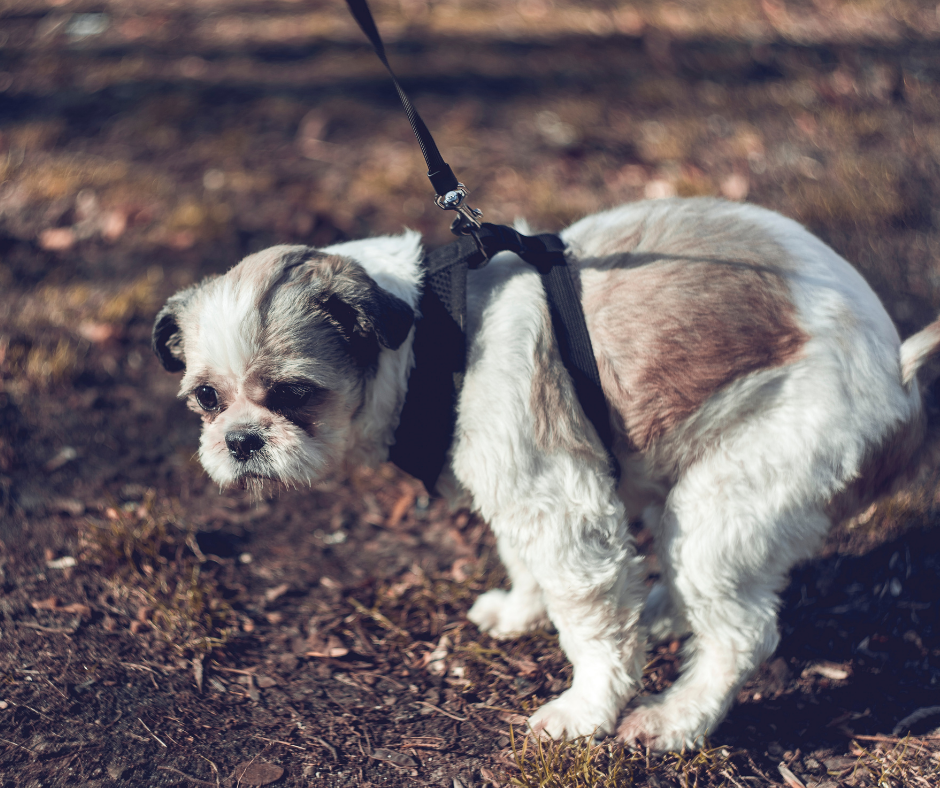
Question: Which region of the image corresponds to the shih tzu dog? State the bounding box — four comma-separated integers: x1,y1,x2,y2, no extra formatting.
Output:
153,197,940,751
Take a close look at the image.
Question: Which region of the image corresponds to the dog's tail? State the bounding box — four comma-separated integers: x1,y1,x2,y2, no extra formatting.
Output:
900,317,940,389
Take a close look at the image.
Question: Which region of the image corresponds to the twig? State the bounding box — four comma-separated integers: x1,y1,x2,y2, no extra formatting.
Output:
20,620,78,634
348,597,409,637
891,706,940,737
251,735,306,751
9,701,53,720
475,703,526,715
138,718,167,748
45,677,68,700
198,755,222,788
314,737,338,761
0,736,36,754
157,766,216,786
414,701,468,721
852,733,940,743
214,666,256,676
121,662,160,690
235,751,262,788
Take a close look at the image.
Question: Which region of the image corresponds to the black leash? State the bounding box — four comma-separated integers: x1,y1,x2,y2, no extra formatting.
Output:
345,0,483,234
345,0,620,491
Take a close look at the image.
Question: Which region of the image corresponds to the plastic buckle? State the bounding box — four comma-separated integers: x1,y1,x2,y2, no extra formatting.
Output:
435,185,483,236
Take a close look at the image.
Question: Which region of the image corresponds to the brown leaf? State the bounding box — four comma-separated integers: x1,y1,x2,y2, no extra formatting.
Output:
61,602,91,619
39,227,76,251
370,748,417,769
777,762,806,788
498,712,528,726
507,656,538,677
31,596,60,610
233,761,284,786
264,583,290,603
386,490,415,529
305,634,349,659
193,655,204,693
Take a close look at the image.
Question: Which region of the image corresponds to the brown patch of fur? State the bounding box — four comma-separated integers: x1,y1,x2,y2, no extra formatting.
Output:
581,230,808,452
529,303,606,462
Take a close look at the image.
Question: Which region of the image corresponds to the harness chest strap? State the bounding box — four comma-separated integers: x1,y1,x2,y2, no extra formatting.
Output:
388,225,621,493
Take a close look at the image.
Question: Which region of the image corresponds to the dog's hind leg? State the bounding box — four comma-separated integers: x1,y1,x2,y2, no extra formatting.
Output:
617,452,831,751
641,581,692,646
468,537,549,638
638,505,692,645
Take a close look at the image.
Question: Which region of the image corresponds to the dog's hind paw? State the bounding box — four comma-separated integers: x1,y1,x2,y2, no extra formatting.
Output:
528,692,617,740
467,589,548,639
617,702,706,753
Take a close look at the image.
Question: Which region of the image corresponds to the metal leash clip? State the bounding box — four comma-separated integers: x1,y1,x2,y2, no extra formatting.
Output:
435,185,483,236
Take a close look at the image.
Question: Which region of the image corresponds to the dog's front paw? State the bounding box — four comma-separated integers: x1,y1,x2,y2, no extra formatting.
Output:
617,701,705,752
528,691,617,740
468,589,548,639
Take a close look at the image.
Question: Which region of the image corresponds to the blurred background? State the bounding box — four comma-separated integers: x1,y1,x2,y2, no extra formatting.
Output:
2,1,940,784
5,0,940,512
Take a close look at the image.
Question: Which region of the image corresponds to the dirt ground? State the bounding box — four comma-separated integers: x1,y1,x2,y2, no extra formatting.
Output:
2,1,940,786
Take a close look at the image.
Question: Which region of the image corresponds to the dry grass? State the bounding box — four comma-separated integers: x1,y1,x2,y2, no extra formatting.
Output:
507,730,741,788
78,490,236,655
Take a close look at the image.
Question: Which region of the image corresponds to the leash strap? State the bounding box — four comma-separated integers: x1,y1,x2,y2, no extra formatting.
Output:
345,0,459,198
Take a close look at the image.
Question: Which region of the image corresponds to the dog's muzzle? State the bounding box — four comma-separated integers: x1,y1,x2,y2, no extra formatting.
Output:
226,429,265,462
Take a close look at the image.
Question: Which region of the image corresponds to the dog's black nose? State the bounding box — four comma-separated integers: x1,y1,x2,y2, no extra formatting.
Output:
225,430,264,461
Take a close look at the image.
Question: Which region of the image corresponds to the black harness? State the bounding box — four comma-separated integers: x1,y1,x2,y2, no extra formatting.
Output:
346,0,619,492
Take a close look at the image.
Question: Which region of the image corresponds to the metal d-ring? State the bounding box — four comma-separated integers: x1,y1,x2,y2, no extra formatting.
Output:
435,185,483,235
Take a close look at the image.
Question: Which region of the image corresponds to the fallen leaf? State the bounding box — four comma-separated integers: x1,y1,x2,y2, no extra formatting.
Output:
46,556,77,570
370,748,417,769
386,490,415,529
803,662,850,681
777,762,806,788
193,655,204,693
305,632,349,658
427,635,451,675
50,498,85,516
264,583,290,603
45,447,78,472
507,656,538,677
78,321,118,344
31,597,60,610
61,602,91,619
233,761,284,786
39,227,76,251
499,712,528,726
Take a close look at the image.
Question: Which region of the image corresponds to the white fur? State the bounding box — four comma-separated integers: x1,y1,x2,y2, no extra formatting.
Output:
164,198,938,750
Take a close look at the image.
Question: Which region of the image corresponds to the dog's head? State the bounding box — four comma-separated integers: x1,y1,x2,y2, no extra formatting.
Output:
152,244,415,493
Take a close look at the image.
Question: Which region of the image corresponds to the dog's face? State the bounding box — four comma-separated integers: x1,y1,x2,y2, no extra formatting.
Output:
152,245,414,493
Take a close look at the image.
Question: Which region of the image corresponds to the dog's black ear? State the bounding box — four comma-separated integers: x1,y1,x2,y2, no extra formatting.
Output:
152,285,199,372
322,286,414,351
312,258,415,362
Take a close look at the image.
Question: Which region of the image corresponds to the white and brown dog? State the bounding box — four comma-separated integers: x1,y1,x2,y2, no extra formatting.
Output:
153,197,940,750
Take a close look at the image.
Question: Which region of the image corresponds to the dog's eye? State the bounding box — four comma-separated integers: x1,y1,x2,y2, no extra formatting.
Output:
194,385,220,412
268,383,316,412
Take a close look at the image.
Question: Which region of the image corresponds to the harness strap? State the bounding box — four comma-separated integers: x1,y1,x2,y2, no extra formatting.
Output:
390,226,621,493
